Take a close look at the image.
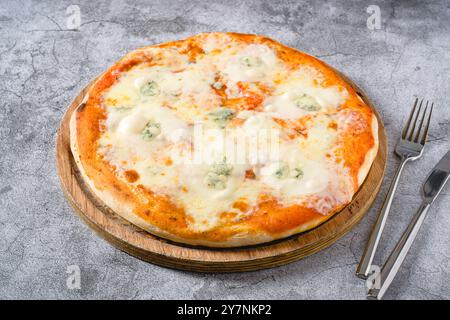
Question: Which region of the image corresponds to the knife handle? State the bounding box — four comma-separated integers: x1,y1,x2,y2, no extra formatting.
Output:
367,202,431,300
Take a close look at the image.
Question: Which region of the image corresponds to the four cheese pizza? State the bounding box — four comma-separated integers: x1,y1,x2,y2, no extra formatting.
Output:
71,32,378,247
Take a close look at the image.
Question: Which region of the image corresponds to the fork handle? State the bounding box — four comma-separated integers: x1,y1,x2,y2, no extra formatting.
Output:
367,202,430,299
356,157,409,279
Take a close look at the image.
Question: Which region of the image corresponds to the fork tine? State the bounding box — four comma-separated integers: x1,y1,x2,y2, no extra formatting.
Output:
420,102,433,145
414,102,428,143
402,98,418,139
407,99,423,141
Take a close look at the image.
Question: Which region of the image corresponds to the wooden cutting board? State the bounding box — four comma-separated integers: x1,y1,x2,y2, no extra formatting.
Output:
56,75,387,273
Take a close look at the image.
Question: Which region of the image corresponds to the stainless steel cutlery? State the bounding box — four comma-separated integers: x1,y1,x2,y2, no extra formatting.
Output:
356,98,449,299
367,150,450,299
357,98,433,279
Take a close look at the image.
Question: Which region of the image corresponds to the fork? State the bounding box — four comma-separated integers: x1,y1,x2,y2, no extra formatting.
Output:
356,98,434,279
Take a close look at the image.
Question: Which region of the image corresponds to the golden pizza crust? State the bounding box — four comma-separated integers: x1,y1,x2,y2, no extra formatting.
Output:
357,114,379,187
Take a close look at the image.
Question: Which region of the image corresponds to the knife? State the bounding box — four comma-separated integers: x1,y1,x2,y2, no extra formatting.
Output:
367,150,450,300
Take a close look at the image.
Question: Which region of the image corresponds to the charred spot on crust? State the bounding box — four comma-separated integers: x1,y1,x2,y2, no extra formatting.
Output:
76,102,87,113
245,169,256,179
328,121,338,130
124,170,139,183
355,90,366,103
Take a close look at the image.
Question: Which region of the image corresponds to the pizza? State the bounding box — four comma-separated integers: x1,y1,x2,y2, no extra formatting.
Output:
70,32,378,247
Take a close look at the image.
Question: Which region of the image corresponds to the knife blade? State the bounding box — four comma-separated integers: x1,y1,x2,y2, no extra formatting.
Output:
422,150,450,203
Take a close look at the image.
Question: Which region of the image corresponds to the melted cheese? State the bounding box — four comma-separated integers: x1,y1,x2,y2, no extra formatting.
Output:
263,76,347,120
222,44,280,83
259,159,329,197
98,38,354,231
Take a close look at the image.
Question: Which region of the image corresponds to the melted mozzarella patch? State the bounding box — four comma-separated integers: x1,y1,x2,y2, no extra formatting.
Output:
98,38,355,231
176,163,252,231
264,77,347,120
222,44,280,83
259,159,329,197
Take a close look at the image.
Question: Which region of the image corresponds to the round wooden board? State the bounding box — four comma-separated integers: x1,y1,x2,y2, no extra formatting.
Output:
56,75,387,273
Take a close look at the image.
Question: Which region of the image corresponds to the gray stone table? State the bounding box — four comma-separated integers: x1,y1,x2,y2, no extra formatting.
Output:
0,0,449,299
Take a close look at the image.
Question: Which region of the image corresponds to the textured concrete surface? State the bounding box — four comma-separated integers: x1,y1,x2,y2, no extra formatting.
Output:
0,0,449,300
